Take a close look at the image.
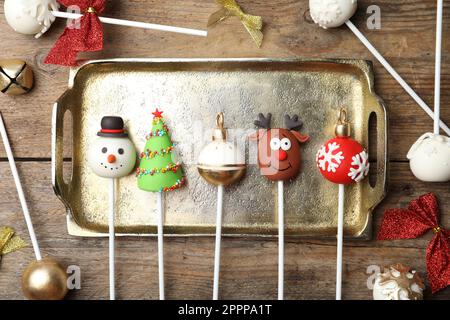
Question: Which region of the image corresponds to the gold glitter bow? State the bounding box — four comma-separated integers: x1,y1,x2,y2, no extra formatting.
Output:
208,0,264,47
0,227,27,259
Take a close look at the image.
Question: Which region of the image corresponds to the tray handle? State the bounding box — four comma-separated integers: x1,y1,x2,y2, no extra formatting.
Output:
51,91,73,206
365,96,388,208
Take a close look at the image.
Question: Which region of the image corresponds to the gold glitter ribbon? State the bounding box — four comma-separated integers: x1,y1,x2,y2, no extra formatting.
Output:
0,227,27,258
208,0,264,47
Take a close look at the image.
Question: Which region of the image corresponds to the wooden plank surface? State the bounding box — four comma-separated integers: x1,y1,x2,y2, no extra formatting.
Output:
0,0,449,300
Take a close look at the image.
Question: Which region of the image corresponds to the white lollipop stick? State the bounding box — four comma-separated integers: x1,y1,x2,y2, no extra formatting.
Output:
157,191,165,300
51,11,207,37
0,113,41,261
336,184,345,300
434,0,443,135
278,180,284,300
213,185,224,300
109,178,116,300
345,20,450,137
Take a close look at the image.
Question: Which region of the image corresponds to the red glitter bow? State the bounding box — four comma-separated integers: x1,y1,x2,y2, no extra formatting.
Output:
378,193,450,293
45,0,106,66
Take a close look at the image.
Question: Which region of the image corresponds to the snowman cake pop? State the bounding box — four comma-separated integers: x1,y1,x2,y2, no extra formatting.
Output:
88,117,137,179
87,116,136,300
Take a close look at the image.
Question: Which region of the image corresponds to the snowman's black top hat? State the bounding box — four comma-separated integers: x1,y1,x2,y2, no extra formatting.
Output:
97,116,129,138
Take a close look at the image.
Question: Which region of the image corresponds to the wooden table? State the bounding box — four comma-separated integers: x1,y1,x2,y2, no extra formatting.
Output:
0,0,448,300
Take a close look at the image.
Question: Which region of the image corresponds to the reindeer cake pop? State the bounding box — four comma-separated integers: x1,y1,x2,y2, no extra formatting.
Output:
252,113,309,181
251,113,309,300
87,116,137,300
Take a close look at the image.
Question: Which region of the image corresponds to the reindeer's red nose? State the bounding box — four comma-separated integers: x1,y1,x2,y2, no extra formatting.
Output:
276,150,288,161
107,154,116,163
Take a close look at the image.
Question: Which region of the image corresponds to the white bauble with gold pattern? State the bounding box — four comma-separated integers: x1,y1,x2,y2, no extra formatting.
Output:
373,264,424,300
197,113,246,186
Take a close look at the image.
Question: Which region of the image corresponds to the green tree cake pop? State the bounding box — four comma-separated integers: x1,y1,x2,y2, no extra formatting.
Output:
137,108,185,192
137,108,185,300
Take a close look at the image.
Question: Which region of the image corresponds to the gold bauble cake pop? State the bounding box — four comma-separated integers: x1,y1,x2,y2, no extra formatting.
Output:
197,113,246,186
22,258,68,300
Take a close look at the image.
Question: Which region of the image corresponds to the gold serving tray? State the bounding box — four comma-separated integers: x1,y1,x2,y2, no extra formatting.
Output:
52,58,387,239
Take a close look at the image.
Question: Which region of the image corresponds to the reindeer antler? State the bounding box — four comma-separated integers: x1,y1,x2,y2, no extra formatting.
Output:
254,113,272,129
285,114,303,131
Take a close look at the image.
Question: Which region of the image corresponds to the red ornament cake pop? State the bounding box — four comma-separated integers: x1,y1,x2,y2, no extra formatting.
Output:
315,108,369,300
316,110,369,185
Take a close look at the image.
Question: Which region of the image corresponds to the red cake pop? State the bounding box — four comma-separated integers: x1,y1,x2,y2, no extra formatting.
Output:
315,109,369,300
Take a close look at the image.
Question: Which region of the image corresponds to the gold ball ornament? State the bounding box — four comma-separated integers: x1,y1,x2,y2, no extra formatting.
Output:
0,59,34,96
197,113,246,186
22,258,68,300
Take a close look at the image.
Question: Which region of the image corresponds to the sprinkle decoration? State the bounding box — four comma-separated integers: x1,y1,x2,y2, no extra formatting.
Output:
140,145,174,159
145,124,169,139
160,177,186,193
136,163,182,178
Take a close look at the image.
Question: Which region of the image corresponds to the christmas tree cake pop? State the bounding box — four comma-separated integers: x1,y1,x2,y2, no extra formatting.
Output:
87,116,137,300
137,108,185,300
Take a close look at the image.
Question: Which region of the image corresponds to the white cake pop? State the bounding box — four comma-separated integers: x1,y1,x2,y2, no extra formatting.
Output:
87,117,137,179
407,133,450,182
309,0,357,29
197,114,246,187
4,0,59,38
373,264,424,300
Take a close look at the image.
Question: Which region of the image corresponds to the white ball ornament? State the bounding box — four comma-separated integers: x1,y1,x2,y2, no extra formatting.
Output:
309,0,357,29
4,0,59,38
407,133,450,182
197,113,246,186
87,117,137,179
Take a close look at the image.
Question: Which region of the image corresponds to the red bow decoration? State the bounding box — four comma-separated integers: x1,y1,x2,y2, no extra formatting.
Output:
378,193,450,293
45,0,106,66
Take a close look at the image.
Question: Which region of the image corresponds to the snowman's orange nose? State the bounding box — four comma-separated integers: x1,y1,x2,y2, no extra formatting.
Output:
107,154,116,163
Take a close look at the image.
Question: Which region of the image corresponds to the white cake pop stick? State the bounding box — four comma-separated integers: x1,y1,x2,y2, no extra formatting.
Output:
3,0,207,39
213,185,224,300
344,20,450,136
336,184,345,300
87,116,137,299
51,11,207,37
407,2,450,182
109,178,116,300
157,191,165,300
0,112,41,261
277,180,284,300
434,0,443,135
309,0,450,136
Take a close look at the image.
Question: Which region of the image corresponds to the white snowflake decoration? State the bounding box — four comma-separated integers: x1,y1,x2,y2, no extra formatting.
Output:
316,142,345,173
23,0,60,38
348,150,370,182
